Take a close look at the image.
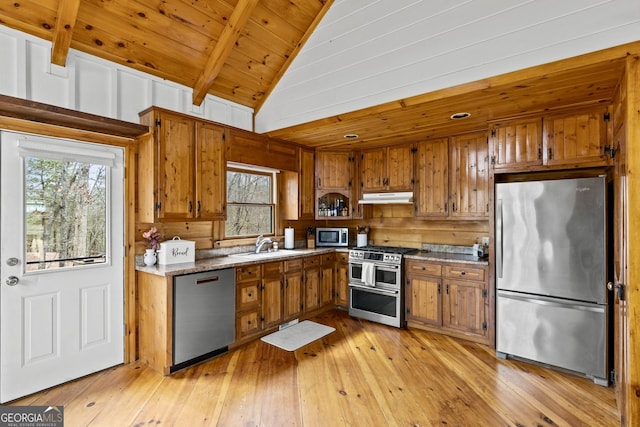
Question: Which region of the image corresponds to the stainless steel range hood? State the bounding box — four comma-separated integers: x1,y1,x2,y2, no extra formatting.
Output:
358,192,414,205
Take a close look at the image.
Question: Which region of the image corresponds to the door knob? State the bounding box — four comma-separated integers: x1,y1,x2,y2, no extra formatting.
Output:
6,257,19,266
5,276,19,286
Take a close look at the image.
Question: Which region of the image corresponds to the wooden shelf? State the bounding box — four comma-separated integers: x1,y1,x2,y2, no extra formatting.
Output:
0,94,149,139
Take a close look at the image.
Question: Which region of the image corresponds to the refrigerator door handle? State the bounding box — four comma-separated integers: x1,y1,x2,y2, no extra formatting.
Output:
496,198,503,278
497,290,605,312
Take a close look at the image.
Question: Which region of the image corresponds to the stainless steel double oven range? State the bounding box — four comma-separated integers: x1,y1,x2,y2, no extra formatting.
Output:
348,245,417,328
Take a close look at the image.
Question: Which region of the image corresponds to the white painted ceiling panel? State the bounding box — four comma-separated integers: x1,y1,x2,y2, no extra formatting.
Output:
256,0,640,133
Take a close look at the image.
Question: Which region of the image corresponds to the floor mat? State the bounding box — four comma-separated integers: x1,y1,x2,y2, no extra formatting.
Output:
260,320,335,351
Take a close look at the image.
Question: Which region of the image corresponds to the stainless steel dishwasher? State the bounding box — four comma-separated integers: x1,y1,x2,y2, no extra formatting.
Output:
172,268,235,372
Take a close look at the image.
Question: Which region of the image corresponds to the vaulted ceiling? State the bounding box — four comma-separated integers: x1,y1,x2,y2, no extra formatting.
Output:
0,0,332,108
1,0,639,149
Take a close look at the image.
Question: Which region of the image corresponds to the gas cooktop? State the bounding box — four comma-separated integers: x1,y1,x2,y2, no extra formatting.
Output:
353,245,418,255
348,245,418,264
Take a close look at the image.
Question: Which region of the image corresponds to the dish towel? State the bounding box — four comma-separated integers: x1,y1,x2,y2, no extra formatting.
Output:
361,262,376,286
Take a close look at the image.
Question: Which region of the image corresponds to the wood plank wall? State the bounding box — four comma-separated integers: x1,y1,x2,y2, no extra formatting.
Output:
279,205,488,250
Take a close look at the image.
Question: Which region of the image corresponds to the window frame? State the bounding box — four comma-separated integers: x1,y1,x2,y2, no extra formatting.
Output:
224,164,277,240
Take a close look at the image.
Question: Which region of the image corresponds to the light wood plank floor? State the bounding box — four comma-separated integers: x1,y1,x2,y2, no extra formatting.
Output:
10,309,618,426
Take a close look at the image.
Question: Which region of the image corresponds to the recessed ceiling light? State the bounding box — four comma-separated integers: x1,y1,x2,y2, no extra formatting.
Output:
344,134,359,139
450,112,471,120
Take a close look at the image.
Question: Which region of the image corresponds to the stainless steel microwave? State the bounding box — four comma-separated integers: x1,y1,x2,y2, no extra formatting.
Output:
315,227,349,247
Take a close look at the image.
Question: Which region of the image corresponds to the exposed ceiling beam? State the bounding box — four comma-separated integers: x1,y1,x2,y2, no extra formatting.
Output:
192,0,260,106
51,0,81,66
254,0,335,115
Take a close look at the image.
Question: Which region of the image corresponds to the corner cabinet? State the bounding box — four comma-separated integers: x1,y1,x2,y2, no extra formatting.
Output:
139,107,226,222
405,259,490,345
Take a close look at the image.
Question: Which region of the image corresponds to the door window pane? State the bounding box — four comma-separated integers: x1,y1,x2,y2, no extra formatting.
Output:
25,157,108,271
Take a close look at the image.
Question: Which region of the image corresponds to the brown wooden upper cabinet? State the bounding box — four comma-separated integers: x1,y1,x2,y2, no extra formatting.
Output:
315,150,353,191
543,107,612,167
489,106,612,172
360,144,415,193
489,117,542,171
449,132,490,218
414,138,448,217
315,150,355,219
139,107,226,222
299,147,316,219
414,134,489,219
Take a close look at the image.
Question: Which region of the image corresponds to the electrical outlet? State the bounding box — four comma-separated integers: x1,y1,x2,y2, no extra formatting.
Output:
481,237,490,246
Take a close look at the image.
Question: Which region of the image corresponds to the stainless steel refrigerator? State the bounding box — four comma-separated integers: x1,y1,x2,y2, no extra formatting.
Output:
495,176,609,385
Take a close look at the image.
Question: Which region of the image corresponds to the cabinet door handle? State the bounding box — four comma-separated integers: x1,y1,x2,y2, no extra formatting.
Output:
548,147,553,160
446,284,449,294
197,200,201,213
437,283,441,294
189,201,193,213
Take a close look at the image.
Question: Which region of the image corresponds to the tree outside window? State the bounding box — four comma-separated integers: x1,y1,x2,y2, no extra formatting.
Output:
25,157,107,271
225,168,274,237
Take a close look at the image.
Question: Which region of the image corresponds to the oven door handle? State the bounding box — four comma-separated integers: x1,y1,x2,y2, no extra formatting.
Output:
349,283,399,296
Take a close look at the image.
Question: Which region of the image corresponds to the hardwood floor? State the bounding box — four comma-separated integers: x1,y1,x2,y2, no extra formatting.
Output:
10,309,618,426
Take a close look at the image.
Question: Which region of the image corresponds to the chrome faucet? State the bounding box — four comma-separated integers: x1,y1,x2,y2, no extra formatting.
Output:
255,234,273,253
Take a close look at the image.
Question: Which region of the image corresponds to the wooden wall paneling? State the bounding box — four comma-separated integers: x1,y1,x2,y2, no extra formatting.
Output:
623,53,640,427
0,27,254,128
124,143,137,363
135,222,215,254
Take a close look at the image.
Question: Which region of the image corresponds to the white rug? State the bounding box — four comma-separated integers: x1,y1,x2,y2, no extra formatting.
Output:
261,320,335,351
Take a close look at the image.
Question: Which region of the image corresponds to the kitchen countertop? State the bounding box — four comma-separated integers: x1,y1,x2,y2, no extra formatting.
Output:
136,247,336,277
405,250,489,265
136,247,488,278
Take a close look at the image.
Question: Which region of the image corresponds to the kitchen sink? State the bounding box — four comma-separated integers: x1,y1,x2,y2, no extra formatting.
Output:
229,250,300,260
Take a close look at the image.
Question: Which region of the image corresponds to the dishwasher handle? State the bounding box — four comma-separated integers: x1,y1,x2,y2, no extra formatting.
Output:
196,276,220,285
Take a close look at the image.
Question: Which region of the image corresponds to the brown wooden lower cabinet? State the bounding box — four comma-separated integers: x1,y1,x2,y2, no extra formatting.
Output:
405,259,490,345
236,254,336,343
137,252,338,375
334,252,349,307
283,258,304,321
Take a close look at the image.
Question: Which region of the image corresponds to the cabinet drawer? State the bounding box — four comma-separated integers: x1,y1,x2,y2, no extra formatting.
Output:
237,265,261,281
406,260,442,276
285,258,303,271
443,264,486,281
321,253,335,265
236,280,260,311
304,255,320,268
262,261,284,276
337,253,349,263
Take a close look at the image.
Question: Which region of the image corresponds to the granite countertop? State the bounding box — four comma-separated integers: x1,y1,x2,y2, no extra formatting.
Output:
136,247,336,277
405,250,489,265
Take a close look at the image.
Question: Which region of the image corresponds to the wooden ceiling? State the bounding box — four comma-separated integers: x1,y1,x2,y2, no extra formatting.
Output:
0,0,332,107
264,50,631,149
0,1,637,150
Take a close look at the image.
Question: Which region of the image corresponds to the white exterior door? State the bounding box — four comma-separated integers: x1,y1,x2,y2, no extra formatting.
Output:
0,131,124,403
